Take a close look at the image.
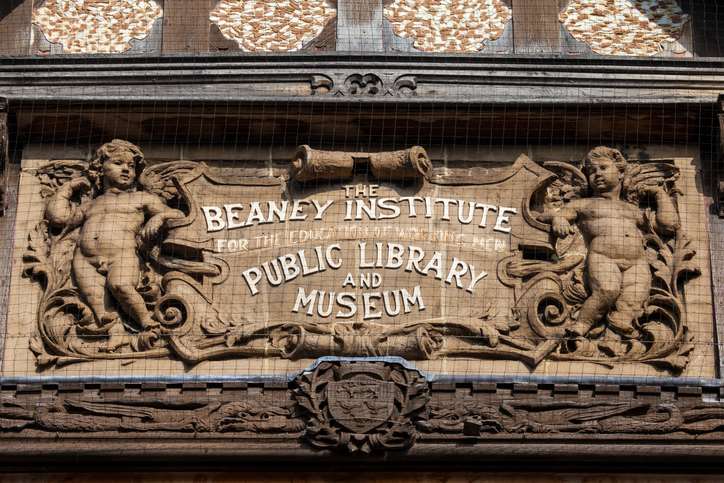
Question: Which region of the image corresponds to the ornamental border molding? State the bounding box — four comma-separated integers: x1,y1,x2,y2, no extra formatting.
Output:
1,361,724,459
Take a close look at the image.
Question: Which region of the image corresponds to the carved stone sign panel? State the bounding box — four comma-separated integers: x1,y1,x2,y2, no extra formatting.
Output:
4,141,714,378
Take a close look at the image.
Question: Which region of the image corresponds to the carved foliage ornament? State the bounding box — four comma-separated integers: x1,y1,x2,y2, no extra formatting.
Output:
419,398,724,436
310,73,417,97
23,142,699,375
5,374,724,445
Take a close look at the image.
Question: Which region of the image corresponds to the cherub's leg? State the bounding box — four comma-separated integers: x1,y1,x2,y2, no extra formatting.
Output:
106,258,158,329
72,252,119,325
568,252,622,337
607,258,651,337
72,253,126,352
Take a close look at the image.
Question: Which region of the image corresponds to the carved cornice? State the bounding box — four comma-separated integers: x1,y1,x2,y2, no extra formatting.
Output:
2,54,724,104
1,361,724,464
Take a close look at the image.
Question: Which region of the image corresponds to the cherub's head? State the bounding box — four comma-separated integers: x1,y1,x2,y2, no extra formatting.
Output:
583,146,627,195
88,140,145,192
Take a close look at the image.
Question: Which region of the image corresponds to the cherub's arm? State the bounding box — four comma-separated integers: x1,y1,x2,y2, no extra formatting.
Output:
139,193,185,244
537,200,582,238
45,177,90,228
647,186,680,236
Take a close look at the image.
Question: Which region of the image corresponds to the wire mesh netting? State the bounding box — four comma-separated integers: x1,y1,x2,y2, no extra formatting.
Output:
0,1,722,419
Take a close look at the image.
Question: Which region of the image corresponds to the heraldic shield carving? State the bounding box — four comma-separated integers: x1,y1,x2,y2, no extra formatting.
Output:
292,361,430,453
20,140,702,375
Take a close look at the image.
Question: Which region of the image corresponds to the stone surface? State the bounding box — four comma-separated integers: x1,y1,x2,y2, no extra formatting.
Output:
32,0,162,54
560,0,689,56
209,0,337,52
384,0,511,53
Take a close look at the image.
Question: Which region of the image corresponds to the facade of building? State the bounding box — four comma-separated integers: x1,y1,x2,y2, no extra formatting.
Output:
0,0,724,473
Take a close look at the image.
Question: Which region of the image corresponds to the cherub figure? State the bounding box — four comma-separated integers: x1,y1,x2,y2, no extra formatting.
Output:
540,147,680,339
45,140,184,347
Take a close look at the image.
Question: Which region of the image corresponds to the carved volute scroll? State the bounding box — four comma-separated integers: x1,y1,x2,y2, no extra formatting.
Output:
22,142,700,375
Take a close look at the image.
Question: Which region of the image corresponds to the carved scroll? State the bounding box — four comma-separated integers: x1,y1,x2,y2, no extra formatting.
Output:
291,145,431,182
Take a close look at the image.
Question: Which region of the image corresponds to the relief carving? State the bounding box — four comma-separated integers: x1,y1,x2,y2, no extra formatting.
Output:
0,397,303,434
293,362,429,453
4,382,724,443
24,140,201,365
22,142,700,374
503,147,700,372
322,74,417,97
419,398,724,436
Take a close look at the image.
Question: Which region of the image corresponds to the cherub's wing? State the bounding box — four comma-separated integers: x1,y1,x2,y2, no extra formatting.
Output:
540,161,589,257
138,161,199,202
623,162,680,203
36,160,89,198
541,161,589,208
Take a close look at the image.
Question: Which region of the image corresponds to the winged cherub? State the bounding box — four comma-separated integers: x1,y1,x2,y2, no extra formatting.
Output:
539,147,680,339
45,140,185,344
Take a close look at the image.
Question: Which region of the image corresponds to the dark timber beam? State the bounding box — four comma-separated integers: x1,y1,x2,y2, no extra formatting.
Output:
0,98,15,372
713,97,724,377
0,55,722,104
162,0,212,54
512,0,560,54
0,0,31,56
337,0,384,52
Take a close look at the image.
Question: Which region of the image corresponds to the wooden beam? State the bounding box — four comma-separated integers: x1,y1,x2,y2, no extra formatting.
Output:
162,0,212,54
0,102,16,374
0,0,31,56
337,0,383,52
512,0,561,54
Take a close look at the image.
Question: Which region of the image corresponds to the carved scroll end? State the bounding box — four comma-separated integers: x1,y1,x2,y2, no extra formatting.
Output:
368,146,431,182
290,145,354,182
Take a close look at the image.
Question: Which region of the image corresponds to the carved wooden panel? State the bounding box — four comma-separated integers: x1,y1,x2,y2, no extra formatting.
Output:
3,140,713,381
1,363,724,463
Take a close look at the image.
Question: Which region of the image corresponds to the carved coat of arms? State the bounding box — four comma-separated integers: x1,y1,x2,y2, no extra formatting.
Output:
293,362,429,453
